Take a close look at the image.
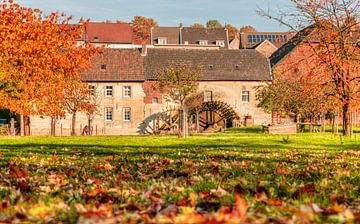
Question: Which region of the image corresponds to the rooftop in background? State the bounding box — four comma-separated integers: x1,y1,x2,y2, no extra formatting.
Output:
145,48,271,81
151,27,180,45
240,32,295,49
84,22,133,44
181,27,228,48
81,49,144,82
151,26,229,48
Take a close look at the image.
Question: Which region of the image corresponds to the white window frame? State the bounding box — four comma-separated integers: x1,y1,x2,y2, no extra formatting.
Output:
105,107,114,121
199,40,208,45
123,107,131,122
123,86,132,98
158,37,167,45
105,86,113,97
242,91,250,102
204,91,213,102
216,40,225,47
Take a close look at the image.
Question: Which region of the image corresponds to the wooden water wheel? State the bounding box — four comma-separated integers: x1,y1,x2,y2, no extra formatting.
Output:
138,108,180,135
189,101,239,132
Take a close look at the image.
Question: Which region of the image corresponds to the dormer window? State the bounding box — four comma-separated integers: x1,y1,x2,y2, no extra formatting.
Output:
199,40,208,45
235,64,240,70
184,41,189,45
93,36,99,42
208,64,214,70
101,64,107,70
216,40,225,47
158,37,167,45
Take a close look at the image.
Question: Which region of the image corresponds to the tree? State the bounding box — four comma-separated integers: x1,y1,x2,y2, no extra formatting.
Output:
156,62,202,138
131,16,158,45
0,0,99,136
259,0,360,136
84,85,102,136
239,25,257,33
206,20,222,28
63,81,94,136
225,24,239,40
190,23,205,28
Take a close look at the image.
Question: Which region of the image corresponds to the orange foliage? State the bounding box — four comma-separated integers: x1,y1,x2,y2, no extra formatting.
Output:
131,16,157,45
0,0,99,116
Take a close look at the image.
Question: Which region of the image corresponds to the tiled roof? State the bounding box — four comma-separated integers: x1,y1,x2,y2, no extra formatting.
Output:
270,26,360,67
85,22,133,43
151,27,180,45
270,26,316,67
144,49,271,81
81,49,144,81
181,27,229,48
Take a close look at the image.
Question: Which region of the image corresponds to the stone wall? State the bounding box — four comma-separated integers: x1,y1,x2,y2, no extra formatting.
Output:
29,81,270,136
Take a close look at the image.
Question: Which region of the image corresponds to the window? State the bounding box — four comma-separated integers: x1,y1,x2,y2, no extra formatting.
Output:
204,91,213,102
184,41,189,45
123,107,131,121
152,97,159,104
123,86,131,98
93,36,99,41
216,40,225,47
105,86,113,97
235,64,240,70
105,107,113,121
88,85,95,95
208,64,214,70
101,64,107,70
199,40,208,45
158,37,167,45
242,91,250,102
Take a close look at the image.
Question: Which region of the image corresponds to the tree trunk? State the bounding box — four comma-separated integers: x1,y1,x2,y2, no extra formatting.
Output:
23,115,30,136
342,104,351,136
88,118,92,136
50,116,56,136
71,111,77,136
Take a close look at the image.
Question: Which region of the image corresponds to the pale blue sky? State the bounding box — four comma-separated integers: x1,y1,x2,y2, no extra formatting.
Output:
17,0,292,31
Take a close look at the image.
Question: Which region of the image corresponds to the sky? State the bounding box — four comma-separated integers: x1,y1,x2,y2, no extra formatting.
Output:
17,0,292,31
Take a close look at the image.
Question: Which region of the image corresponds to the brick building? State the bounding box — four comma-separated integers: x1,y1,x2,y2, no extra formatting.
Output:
29,48,272,136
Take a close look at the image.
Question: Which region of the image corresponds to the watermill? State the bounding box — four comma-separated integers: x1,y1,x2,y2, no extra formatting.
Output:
189,101,239,132
138,107,180,135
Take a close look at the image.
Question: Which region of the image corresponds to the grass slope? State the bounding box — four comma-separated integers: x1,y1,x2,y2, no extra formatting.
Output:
0,127,360,223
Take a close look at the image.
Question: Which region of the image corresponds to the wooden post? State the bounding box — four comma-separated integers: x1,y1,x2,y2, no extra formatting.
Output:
20,115,24,137
196,111,200,133
10,118,15,136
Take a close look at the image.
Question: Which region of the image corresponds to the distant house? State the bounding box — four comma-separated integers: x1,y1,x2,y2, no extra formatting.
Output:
77,22,136,49
151,26,229,49
231,32,295,58
28,48,271,136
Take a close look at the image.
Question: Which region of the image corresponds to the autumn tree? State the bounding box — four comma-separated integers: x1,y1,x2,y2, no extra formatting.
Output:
190,23,205,28
0,0,99,136
62,81,94,136
156,62,202,138
206,20,222,28
131,16,158,45
225,24,239,40
259,0,360,136
239,25,257,33
84,85,103,136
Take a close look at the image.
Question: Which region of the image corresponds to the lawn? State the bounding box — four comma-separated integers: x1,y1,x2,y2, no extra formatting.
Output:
0,127,360,223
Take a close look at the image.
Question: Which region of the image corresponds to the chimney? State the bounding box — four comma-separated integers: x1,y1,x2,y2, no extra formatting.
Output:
141,43,147,56
179,22,183,28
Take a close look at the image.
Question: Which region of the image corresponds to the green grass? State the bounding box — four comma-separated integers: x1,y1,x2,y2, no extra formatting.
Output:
0,126,360,223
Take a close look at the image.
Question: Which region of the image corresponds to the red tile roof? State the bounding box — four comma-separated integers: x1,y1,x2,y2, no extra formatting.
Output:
85,22,133,44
